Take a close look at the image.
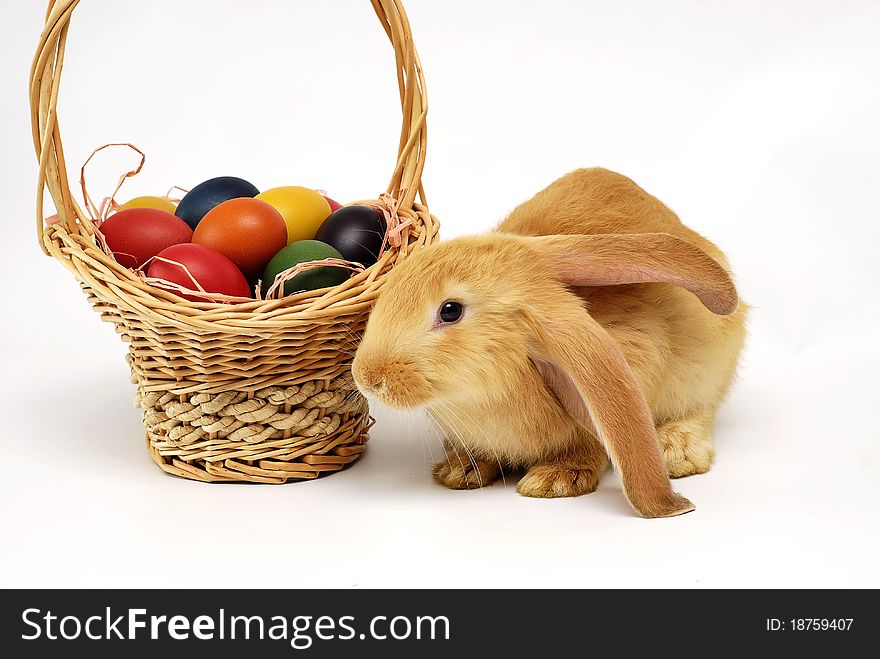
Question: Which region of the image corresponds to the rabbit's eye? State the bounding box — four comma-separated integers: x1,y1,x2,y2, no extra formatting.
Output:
438,301,464,324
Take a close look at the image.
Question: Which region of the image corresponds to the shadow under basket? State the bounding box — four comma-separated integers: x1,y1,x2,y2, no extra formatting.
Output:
31,0,439,483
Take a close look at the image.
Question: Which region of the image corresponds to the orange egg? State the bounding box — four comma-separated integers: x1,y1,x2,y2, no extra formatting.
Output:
192,198,287,280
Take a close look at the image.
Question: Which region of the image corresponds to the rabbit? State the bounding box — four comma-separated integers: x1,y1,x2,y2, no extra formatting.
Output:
352,168,747,517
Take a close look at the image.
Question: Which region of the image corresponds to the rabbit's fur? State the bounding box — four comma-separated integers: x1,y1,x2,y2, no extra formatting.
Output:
352,169,747,517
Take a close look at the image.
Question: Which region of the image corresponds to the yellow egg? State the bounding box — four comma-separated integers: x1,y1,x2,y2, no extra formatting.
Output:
118,195,177,214
256,187,331,244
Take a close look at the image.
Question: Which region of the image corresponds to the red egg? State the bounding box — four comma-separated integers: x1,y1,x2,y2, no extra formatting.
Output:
323,195,343,213
100,208,193,268
147,243,252,301
192,197,287,280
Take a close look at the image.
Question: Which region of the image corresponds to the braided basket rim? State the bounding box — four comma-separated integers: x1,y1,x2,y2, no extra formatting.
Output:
41,205,438,331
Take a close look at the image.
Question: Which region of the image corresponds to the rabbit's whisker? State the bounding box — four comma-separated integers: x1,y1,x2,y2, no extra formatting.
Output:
434,402,483,490
456,402,507,488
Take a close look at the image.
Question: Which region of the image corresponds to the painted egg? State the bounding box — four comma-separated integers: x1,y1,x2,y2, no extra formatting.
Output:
117,195,177,214
100,208,193,269
175,176,260,230
323,195,343,213
192,198,287,280
256,187,331,244
261,240,349,298
148,243,252,301
315,205,387,267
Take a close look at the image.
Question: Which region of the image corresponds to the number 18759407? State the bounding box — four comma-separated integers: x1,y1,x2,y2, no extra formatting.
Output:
766,618,854,631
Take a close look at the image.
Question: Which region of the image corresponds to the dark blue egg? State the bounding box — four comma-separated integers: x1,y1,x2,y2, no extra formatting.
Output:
175,176,259,230
314,206,387,267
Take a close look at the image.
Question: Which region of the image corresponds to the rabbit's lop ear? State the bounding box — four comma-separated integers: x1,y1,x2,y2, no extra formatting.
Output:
527,303,694,518
528,233,739,315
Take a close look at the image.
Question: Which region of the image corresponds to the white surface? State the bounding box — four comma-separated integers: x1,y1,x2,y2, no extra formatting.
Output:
1,0,878,588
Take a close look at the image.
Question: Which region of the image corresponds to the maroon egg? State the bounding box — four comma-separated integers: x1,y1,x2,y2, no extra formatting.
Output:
100,208,193,268
147,243,252,301
323,195,343,213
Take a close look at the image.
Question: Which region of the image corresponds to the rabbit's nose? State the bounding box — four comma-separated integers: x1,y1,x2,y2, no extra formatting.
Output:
351,359,387,394
361,376,387,395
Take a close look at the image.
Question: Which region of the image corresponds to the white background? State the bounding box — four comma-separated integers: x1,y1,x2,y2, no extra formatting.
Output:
1,0,878,588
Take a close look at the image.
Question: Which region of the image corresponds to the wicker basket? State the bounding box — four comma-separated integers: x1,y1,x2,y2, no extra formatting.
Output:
30,0,439,483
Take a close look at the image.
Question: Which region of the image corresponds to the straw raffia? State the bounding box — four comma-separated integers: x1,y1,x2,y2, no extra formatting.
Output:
30,0,439,482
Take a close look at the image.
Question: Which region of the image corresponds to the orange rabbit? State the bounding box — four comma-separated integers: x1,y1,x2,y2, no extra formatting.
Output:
352,169,747,517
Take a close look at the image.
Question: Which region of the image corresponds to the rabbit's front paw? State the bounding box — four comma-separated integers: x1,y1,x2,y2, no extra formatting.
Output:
432,452,501,490
657,415,715,478
516,464,601,498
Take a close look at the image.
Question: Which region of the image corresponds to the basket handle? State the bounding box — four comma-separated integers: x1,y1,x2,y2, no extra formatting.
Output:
30,0,429,253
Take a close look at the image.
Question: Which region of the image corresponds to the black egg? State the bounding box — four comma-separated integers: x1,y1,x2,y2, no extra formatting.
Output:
314,205,387,267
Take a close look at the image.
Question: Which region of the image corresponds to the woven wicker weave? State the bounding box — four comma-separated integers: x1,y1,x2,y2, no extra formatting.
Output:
30,0,439,483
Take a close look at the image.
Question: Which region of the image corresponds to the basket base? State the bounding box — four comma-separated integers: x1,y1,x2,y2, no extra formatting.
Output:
146,432,368,484
138,379,372,484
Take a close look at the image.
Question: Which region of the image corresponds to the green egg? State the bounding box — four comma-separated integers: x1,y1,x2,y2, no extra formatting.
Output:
261,240,350,297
